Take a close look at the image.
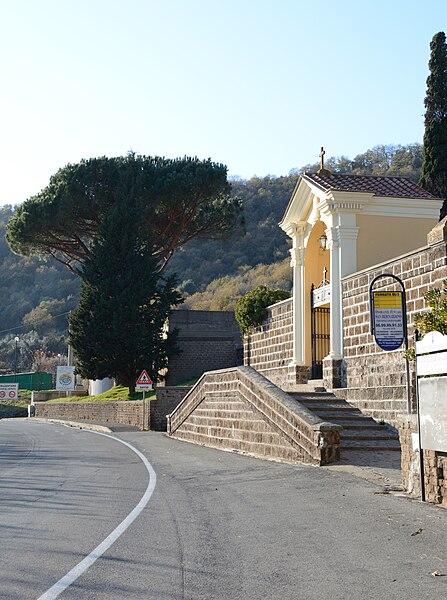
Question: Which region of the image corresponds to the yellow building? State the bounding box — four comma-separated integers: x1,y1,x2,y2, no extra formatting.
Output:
279,155,443,383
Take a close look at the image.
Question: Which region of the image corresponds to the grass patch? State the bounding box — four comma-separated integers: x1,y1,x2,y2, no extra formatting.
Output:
0,400,28,418
46,385,156,403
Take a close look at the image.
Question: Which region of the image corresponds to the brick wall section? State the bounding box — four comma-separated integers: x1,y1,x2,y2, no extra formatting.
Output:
34,388,192,431
341,228,447,426
167,366,341,466
243,298,294,388
166,310,242,386
150,387,191,431
32,391,88,401
35,400,149,430
167,340,238,386
399,414,447,507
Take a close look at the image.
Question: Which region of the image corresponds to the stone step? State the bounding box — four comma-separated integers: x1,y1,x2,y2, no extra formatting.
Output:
296,397,359,406
287,381,326,393
299,403,365,412
332,420,384,430
341,439,401,451
309,411,372,421
341,429,398,441
286,388,400,454
288,391,332,400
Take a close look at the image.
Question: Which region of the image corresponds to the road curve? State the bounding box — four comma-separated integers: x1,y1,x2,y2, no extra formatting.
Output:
2,420,447,599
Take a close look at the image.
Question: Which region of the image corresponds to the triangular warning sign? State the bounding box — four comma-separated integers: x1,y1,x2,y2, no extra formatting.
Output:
136,370,153,385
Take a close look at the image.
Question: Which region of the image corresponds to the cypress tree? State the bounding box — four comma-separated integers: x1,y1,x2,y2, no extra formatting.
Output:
69,195,182,394
420,32,447,219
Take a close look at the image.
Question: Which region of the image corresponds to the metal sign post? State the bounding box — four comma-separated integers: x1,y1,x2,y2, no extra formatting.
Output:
369,274,411,414
136,370,153,396
136,371,153,430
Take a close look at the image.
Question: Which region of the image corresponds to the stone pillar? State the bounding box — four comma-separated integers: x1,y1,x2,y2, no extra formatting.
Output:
323,219,358,389
288,225,310,385
322,228,343,389
328,228,342,361
290,226,305,367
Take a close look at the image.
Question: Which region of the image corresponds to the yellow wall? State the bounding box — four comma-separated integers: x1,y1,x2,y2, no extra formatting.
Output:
356,215,437,271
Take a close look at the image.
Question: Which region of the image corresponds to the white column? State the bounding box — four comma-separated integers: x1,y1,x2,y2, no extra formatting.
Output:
327,229,343,360
327,219,359,360
337,216,359,278
290,226,305,366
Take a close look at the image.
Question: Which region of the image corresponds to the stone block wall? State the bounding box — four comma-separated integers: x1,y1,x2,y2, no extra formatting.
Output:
34,388,192,431
166,310,242,386
35,400,149,430
32,390,88,402
168,366,341,466
341,226,447,426
399,414,447,507
243,299,295,388
150,387,191,431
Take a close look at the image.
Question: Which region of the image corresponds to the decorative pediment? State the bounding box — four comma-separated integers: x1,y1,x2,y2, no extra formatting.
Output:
280,172,444,239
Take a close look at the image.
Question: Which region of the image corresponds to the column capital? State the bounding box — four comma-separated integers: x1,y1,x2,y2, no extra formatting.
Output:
326,227,339,250
289,247,303,267
326,225,359,249
337,225,359,242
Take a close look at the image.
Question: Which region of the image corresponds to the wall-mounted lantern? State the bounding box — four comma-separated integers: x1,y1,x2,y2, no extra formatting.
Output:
319,233,327,251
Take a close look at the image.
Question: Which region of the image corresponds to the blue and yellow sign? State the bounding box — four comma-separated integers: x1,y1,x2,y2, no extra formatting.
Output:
372,291,405,351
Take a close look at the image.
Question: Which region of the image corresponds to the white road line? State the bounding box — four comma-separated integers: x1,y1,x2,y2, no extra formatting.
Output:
37,430,157,600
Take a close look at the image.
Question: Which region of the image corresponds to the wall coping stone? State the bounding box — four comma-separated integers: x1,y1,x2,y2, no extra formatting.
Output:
427,216,447,246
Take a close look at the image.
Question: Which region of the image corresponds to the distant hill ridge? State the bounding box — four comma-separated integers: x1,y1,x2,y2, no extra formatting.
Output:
0,143,423,368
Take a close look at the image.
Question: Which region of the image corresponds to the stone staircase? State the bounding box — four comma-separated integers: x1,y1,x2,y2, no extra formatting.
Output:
287,381,401,453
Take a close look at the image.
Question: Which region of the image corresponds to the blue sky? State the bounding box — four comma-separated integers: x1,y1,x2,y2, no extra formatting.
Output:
0,0,445,205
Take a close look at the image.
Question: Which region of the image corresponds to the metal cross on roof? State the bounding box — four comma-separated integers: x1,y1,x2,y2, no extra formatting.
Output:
319,147,325,171
317,147,331,177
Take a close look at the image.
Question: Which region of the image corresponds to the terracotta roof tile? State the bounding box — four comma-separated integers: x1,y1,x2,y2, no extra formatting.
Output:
303,172,437,199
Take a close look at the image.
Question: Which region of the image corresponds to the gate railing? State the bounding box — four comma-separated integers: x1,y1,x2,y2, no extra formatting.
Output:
311,270,330,379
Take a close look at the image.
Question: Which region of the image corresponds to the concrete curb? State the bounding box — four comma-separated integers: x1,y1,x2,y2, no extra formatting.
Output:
16,417,113,433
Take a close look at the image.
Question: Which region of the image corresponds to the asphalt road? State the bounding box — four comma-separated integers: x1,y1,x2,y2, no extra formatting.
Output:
1,420,447,600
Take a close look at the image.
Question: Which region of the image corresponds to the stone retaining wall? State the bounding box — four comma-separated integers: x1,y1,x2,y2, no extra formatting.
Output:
399,414,447,507
243,299,295,388
35,400,149,429
34,387,192,431
32,390,88,402
242,221,447,428
341,219,447,425
166,310,242,385
150,387,191,430
167,366,341,466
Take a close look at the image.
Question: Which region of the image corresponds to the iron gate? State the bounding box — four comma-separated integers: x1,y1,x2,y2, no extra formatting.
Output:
310,284,330,379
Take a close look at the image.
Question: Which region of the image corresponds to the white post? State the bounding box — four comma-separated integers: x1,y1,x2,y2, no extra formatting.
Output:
290,225,305,366
328,228,343,360
327,216,359,361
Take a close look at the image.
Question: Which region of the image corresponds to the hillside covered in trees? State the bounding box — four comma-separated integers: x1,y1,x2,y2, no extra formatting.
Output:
0,204,79,372
0,143,425,371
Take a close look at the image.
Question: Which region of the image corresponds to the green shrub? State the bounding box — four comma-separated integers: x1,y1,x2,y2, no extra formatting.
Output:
406,280,447,361
235,285,290,333
414,280,447,336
